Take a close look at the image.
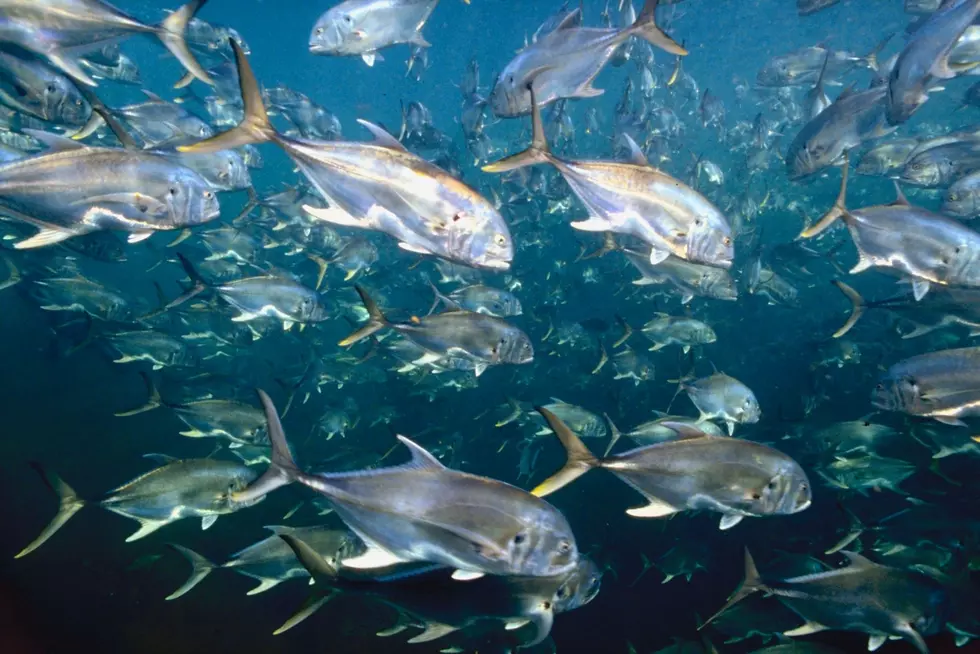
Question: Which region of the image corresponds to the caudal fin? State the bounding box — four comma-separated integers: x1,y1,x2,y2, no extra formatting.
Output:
272,534,340,635
603,413,623,457
831,280,865,338
157,1,214,87
531,407,600,497
630,0,688,56
115,372,164,417
482,84,552,173
700,548,766,629
338,285,390,346
16,463,87,558
800,152,849,239
165,543,216,600
231,389,300,505
178,38,274,154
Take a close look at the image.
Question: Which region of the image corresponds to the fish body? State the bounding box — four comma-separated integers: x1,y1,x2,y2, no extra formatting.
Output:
489,0,686,117
642,314,716,352
626,250,738,303
173,399,267,445
309,0,440,66
887,0,980,125
234,391,580,581
0,139,219,248
873,346,980,426
105,330,196,369
682,372,761,435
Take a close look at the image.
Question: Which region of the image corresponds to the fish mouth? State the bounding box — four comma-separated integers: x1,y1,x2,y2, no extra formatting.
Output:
309,43,330,54
479,259,512,271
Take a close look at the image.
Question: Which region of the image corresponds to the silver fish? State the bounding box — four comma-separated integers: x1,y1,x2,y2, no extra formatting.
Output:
309,0,440,67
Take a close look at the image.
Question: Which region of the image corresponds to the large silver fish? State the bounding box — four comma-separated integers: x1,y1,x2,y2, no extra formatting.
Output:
234,390,579,581
16,458,261,557
803,157,980,301
531,409,810,531
887,0,980,125
872,346,980,426
489,0,686,117
485,90,733,269
178,40,512,271
0,133,219,249
0,0,213,88
0,50,90,126
705,550,948,654
309,0,440,67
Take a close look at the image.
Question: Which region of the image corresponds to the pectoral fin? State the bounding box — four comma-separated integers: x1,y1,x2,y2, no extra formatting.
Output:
626,498,678,518
14,227,76,249
341,543,409,570
571,217,613,232
201,514,218,530
718,514,744,530
911,279,930,301
407,622,456,643
125,517,170,542
783,621,827,637
451,569,485,581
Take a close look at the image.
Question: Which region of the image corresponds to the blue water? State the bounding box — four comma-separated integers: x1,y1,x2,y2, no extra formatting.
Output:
1,1,979,653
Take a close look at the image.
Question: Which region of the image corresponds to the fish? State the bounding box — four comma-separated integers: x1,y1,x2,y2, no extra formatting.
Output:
886,0,980,125
872,346,980,426
803,156,980,300
16,458,262,557
0,50,90,126
340,285,533,377
680,372,761,435
178,39,513,271
230,389,580,581
530,409,811,531
0,0,213,88
641,313,716,353
797,0,840,15
309,0,441,67
484,87,733,269
489,0,686,117
0,132,219,249
704,550,948,654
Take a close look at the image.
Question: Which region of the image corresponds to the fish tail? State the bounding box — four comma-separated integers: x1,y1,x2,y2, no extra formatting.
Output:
233,390,301,505
612,314,632,348
531,407,600,498
178,38,275,155
165,543,216,600
115,372,165,417
584,232,621,260
339,285,390,347
425,276,458,315
136,253,209,321
16,463,87,558
602,412,622,457
629,0,688,56
799,151,849,239
831,280,865,339
157,0,214,87
700,548,766,630
271,534,339,635
482,84,552,173
862,33,892,73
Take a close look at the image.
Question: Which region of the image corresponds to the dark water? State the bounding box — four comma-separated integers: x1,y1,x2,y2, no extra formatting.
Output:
1,1,979,653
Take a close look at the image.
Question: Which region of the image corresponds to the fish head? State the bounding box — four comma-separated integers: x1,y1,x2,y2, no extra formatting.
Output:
225,469,262,510
553,555,602,613
886,70,927,126
298,293,329,323
167,168,221,227
510,513,578,577
911,581,951,638
43,76,90,126
507,295,523,316
496,328,534,365
214,151,251,191
489,69,528,118
871,373,917,413
698,324,718,344
454,207,514,270
687,219,734,269
943,187,977,217
902,157,942,187
788,138,825,180
309,6,360,55
733,391,762,424
701,270,738,301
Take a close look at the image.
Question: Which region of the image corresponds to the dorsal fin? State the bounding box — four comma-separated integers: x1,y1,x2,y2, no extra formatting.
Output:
622,134,648,166
658,421,714,440
142,89,165,103
891,181,910,206
397,435,446,470
24,129,85,152
357,119,408,151
555,8,582,31
840,551,877,569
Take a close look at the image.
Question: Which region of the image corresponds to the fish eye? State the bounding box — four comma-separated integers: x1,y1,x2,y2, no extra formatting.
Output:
169,186,177,195
204,191,214,200
750,492,761,500
343,15,352,23
316,27,324,34
557,540,571,555
556,586,568,599
493,233,506,246
949,193,959,201
723,236,732,246
513,532,526,545
46,84,56,93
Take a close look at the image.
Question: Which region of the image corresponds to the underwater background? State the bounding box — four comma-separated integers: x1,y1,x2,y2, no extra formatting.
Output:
0,1,978,653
